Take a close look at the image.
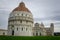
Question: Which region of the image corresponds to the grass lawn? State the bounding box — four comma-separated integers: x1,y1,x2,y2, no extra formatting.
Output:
0,36,60,40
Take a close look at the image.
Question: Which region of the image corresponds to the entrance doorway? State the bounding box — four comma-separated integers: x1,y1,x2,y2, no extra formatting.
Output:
12,30,14,35
36,32,38,36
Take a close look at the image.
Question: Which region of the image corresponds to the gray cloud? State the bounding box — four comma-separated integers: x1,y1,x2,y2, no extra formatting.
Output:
0,10,9,29
0,0,60,32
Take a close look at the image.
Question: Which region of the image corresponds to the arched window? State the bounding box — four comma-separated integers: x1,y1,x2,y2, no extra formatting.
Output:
26,14,27,16
40,33,41,36
22,28,23,31
22,14,23,16
17,28,18,31
17,14,19,15
26,21,28,23
20,20,22,23
26,28,27,31
36,32,38,36
3,32,5,35
11,25,14,30
12,25,14,27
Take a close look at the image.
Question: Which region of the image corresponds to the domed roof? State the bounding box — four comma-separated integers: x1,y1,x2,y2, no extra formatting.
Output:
12,2,31,13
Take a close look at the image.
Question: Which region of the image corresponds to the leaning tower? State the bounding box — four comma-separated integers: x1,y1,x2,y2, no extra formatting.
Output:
8,2,34,36
50,23,54,36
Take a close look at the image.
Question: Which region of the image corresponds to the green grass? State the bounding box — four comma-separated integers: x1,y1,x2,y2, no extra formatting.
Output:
0,36,60,40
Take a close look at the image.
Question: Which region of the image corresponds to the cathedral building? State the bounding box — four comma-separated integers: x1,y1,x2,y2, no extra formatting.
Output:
0,2,54,36
33,23,46,36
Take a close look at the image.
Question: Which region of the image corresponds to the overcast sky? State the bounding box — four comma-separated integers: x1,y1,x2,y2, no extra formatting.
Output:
0,0,60,32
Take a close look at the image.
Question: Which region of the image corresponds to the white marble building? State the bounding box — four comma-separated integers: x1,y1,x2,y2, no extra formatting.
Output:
0,29,7,35
8,2,34,36
33,23,46,36
0,2,54,36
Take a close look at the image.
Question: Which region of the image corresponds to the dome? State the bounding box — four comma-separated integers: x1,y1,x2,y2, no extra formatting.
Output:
41,22,44,27
12,2,31,13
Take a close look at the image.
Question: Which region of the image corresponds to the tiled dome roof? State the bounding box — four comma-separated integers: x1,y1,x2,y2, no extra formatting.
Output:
13,2,31,13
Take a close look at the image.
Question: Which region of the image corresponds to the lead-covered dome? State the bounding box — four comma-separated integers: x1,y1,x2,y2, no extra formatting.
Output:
13,2,31,13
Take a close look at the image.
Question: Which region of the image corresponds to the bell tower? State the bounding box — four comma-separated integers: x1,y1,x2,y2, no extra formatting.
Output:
50,23,54,36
